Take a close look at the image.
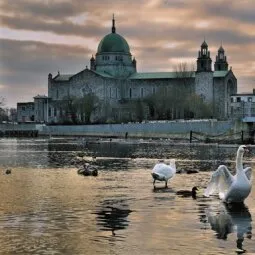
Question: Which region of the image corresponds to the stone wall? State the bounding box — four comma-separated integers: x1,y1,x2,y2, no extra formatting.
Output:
1,120,252,142
195,72,213,102
40,120,235,138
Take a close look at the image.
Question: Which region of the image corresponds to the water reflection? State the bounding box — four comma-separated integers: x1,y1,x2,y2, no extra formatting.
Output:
93,199,132,237
2,138,253,170
205,202,252,253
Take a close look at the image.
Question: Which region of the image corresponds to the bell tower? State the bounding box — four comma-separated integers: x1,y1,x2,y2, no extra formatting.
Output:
214,45,228,71
196,40,212,72
90,55,96,70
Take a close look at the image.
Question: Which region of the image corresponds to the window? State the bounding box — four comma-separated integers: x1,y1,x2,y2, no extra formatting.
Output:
109,87,112,98
115,88,118,98
54,108,57,117
56,89,59,99
141,88,144,98
48,107,51,117
22,106,26,111
115,56,123,61
236,97,241,102
129,88,132,98
231,98,233,103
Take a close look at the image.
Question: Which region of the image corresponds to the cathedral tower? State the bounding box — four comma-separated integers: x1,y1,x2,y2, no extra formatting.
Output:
196,40,212,72
214,45,228,71
195,40,213,103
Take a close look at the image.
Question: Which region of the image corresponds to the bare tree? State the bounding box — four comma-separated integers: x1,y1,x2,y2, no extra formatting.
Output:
174,62,196,118
57,95,79,124
133,99,145,122
0,97,5,108
144,87,174,120
75,93,100,124
9,108,17,122
184,94,213,118
0,97,8,123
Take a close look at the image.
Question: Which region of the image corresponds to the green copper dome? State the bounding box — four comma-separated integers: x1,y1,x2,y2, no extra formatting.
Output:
97,32,130,54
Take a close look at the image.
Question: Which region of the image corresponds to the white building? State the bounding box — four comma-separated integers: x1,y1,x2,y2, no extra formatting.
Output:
230,90,255,121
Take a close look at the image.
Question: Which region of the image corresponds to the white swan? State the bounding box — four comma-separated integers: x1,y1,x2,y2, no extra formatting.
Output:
204,145,252,203
151,159,176,188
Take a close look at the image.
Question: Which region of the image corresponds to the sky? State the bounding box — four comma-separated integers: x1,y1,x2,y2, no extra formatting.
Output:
0,0,255,108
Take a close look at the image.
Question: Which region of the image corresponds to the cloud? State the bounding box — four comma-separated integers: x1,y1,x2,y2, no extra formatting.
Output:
0,0,254,107
0,38,92,106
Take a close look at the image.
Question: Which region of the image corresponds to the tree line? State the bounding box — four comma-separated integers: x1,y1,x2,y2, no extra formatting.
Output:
0,97,17,123
52,88,213,125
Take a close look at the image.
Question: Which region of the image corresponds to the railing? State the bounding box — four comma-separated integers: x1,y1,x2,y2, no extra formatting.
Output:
189,130,254,144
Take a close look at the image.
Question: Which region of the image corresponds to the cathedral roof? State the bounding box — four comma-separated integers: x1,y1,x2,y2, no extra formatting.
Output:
52,70,230,82
129,72,195,79
97,32,130,54
213,70,229,77
97,15,130,54
53,74,73,81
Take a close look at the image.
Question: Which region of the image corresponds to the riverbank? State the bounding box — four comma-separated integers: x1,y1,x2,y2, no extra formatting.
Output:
0,119,253,143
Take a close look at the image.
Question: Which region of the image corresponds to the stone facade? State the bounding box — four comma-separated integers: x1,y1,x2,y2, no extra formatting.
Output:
34,95,49,123
17,102,34,123
19,17,238,123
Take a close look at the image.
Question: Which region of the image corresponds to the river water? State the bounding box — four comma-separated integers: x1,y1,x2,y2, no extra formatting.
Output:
0,137,254,255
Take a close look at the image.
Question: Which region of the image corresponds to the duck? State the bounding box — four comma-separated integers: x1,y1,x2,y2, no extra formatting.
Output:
151,159,176,188
204,145,252,203
176,186,199,199
77,163,98,176
5,169,12,175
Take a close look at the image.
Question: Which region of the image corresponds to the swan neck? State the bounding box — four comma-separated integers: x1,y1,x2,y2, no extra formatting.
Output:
236,151,243,172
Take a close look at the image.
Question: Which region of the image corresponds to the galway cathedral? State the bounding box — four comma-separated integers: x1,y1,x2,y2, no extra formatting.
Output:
31,16,237,123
